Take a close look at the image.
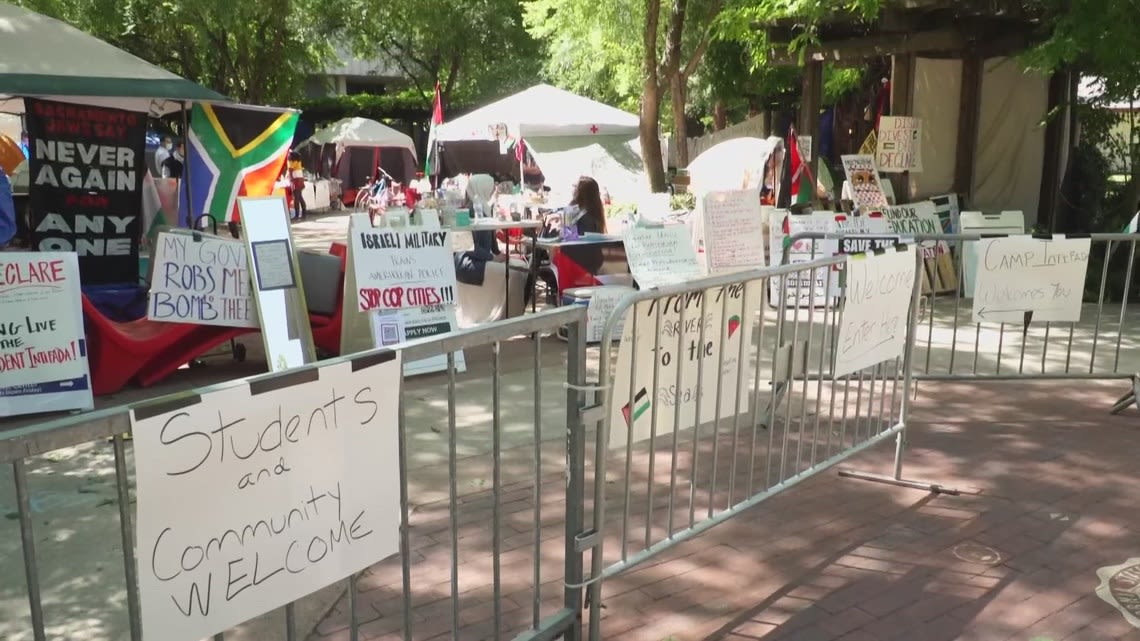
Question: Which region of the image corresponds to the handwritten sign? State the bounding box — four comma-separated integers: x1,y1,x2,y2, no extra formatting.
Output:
971,236,1091,323
25,99,147,284
768,211,840,308
132,355,402,641
875,116,922,173
883,202,949,259
351,227,457,311
622,224,703,288
149,233,256,327
702,188,765,274
834,245,916,377
841,155,889,210
609,281,763,449
585,286,633,343
0,252,93,416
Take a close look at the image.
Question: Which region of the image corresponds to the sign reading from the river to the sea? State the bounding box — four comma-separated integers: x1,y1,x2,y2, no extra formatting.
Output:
970,236,1090,323
131,354,402,641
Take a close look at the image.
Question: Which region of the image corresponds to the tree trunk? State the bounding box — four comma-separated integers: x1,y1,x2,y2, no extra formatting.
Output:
713,100,728,131
671,74,689,167
640,84,668,193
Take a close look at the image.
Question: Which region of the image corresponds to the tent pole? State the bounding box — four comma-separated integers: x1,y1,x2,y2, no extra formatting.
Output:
180,101,193,228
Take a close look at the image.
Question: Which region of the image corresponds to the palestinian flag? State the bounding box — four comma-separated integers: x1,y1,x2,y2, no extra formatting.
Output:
621,387,651,426
788,126,813,205
424,82,443,176
178,103,298,224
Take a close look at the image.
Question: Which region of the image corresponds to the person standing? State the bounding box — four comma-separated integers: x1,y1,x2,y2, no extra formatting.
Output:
162,141,185,178
287,150,306,220
154,136,172,176
18,131,29,159
0,167,16,248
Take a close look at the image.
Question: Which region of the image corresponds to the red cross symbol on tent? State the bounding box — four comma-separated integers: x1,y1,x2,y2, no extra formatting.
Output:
589,124,599,134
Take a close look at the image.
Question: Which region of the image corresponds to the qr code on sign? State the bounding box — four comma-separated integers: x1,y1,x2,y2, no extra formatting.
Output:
380,323,401,345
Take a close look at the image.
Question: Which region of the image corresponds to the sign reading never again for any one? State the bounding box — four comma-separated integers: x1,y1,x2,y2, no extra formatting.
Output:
148,232,257,328
25,98,147,284
834,245,916,378
609,281,763,449
131,355,402,641
971,236,1091,323
351,227,457,311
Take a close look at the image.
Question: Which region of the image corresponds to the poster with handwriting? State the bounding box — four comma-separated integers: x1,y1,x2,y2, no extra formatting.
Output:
883,202,949,259
701,188,765,274
840,155,889,210
131,355,402,641
768,211,839,308
585,286,634,343
971,236,1091,323
622,224,703,288
609,280,763,449
0,252,93,416
875,116,922,173
351,227,457,311
834,245,916,378
149,232,257,328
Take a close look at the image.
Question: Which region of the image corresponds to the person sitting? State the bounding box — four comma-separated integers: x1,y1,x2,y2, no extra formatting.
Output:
569,176,608,234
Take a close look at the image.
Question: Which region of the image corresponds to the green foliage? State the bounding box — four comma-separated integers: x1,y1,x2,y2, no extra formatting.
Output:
670,191,697,211
15,0,350,105
296,91,476,125
823,67,864,105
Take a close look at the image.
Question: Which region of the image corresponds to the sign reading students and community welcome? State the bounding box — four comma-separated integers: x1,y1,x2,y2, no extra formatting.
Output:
25,99,147,284
131,356,403,641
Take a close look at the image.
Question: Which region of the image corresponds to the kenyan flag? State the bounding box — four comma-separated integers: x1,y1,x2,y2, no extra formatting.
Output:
424,81,443,176
788,125,813,206
178,104,298,224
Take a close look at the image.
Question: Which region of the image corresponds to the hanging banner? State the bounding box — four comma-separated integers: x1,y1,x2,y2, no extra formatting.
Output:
25,99,147,284
0,252,94,416
131,355,403,641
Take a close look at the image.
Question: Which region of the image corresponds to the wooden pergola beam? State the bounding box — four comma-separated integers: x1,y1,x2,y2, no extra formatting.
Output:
767,27,968,65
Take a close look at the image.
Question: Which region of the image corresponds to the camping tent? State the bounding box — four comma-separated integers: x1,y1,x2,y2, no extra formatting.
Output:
686,137,778,196
298,117,418,191
434,84,651,201
0,3,226,115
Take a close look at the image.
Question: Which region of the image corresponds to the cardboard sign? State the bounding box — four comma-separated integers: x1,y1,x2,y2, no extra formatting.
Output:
701,188,765,274
238,196,317,372
351,227,457,311
768,211,840,308
25,98,147,284
0,252,93,416
960,211,1025,297
834,245,916,377
929,193,960,232
883,202,949,259
876,116,922,173
840,155,889,210
971,236,1090,323
622,224,703,288
371,305,468,376
609,281,763,449
131,355,402,641
585,286,634,343
148,232,257,328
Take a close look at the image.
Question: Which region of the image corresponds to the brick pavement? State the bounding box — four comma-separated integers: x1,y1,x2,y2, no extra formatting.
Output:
309,380,1140,641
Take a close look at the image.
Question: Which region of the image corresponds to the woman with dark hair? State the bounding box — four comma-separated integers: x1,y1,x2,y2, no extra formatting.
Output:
569,176,607,234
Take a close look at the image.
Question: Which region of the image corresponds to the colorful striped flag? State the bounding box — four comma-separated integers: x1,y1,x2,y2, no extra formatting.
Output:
178,103,298,224
424,82,443,176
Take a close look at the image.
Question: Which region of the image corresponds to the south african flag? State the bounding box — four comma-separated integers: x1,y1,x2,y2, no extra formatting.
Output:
178,104,299,224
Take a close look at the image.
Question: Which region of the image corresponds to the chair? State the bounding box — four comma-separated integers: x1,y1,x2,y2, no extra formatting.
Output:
302,248,347,356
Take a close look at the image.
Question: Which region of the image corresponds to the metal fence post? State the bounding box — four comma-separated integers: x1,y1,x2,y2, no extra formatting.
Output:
563,318,587,641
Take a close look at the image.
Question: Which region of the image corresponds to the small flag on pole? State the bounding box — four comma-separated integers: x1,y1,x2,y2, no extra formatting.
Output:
424,82,443,176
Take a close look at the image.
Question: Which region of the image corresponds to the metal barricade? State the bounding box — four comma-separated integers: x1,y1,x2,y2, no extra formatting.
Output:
782,232,1140,388
579,252,950,641
0,307,589,641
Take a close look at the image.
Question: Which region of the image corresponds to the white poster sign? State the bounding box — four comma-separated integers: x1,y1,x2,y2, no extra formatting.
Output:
610,281,763,449
883,202,949,259
841,155,890,210
149,232,257,327
351,226,457,311
768,211,840,308
929,193,960,232
971,236,1091,323
876,116,923,173
960,210,1026,297
622,224,703,288
0,252,93,416
371,305,468,376
585,286,634,343
132,355,403,641
834,245,917,377
701,188,765,274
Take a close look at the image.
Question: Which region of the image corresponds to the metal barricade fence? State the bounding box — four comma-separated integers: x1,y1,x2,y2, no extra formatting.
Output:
0,307,589,641
579,251,948,641
782,232,1139,389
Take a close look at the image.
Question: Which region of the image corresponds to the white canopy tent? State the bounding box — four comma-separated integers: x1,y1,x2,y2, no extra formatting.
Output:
435,84,652,200
302,117,416,156
299,117,419,191
0,3,225,115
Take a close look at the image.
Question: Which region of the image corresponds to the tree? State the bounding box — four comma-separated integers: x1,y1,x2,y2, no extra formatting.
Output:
15,0,351,105
525,0,723,191
344,0,541,109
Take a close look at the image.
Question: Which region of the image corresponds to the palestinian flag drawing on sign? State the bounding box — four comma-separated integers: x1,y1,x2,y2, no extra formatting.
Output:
179,104,299,224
